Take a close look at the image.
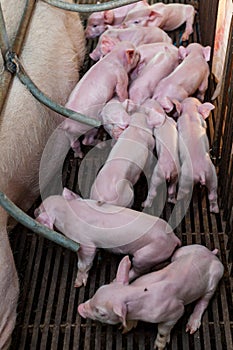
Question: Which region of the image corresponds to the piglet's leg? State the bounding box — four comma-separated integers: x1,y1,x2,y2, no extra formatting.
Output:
205,164,219,213
181,6,195,41
196,74,209,102
155,313,184,350
142,165,164,208
186,288,218,334
75,245,96,288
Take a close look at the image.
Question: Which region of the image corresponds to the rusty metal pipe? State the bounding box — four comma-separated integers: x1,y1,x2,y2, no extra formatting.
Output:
43,0,140,12
0,192,80,252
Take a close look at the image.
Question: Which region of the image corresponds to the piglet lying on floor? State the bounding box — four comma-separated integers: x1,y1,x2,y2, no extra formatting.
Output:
141,99,180,206
90,112,155,207
60,41,140,158
153,43,211,112
175,97,219,213
85,1,144,38
34,188,181,287
129,46,179,104
100,96,131,140
78,244,224,350
122,2,196,41
90,26,172,61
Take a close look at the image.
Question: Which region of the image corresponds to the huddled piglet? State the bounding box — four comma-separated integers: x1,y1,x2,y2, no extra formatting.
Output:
78,244,223,350
85,1,145,38
89,26,172,61
153,43,211,112
122,2,196,41
130,42,178,80
35,187,181,287
100,96,131,140
141,99,180,206
90,112,155,207
175,97,219,213
61,41,140,157
0,0,85,347
129,45,179,104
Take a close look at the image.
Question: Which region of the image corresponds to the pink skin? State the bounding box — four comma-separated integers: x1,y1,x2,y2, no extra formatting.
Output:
129,46,179,105
60,41,140,158
175,97,219,213
90,26,172,61
141,99,180,207
0,0,85,347
122,2,196,41
35,188,181,287
85,2,145,38
130,42,178,80
100,96,131,139
78,244,224,350
90,112,155,207
152,43,211,112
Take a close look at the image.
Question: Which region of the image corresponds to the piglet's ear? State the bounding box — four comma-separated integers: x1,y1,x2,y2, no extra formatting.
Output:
115,256,131,285
202,46,211,62
101,36,118,55
62,187,80,200
198,102,215,119
149,10,163,21
103,10,114,24
125,49,135,65
113,303,127,328
36,212,55,230
178,46,187,60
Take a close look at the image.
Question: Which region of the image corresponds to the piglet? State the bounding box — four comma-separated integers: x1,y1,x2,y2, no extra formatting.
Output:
153,43,211,112
78,244,223,349
35,188,181,287
175,97,219,213
100,96,131,140
85,1,145,38
129,46,179,104
123,2,196,41
90,112,155,207
90,26,172,61
130,42,178,80
60,41,140,157
141,99,180,206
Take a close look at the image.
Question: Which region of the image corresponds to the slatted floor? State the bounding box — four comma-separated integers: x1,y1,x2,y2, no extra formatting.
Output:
9,1,233,349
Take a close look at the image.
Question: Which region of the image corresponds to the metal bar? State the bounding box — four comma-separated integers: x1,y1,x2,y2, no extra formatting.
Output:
0,0,36,113
8,53,101,127
0,2,10,57
43,0,140,12
0,191,79,252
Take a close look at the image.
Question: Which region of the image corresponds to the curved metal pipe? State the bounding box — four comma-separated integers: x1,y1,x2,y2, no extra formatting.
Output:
7,52,101,127
0,192,80,252
43,0,140,13
0,0,36,113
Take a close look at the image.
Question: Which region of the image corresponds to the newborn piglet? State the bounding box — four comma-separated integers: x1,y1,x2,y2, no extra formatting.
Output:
78,244,223,350
35,188,181,287
90,112,155,207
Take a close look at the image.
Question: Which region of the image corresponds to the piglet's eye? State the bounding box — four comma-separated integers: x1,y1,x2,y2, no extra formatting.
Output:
92,24,98,28
134,20,140,24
